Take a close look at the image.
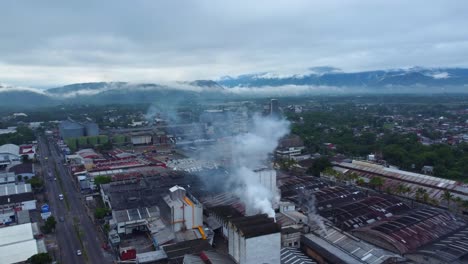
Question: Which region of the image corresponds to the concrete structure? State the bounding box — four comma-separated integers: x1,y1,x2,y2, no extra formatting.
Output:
160,186,203,232
228,214,281,264
276,135,305,159
85,122,99,136
131,133,152,145
59,120,99,139
0,223,45,264
270,98,280,117
59,120,85,139
112,206,159,235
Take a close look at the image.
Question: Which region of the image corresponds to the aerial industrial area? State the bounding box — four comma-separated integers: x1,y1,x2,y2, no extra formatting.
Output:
0,96,467,264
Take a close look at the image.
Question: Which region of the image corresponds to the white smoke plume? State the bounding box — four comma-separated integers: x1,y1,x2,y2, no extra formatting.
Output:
228,115,290,217
299,188,326,235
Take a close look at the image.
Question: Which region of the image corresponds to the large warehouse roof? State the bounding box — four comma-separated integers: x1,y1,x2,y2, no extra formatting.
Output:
0,223,39,264
407,225,468,264
352,208,465,254
0,143,20,156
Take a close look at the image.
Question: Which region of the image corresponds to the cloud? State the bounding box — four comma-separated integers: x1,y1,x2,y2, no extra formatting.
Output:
1,1,468,86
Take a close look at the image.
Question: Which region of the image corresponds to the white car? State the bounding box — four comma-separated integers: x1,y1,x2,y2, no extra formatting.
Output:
76,250,82,256
59,194,64,200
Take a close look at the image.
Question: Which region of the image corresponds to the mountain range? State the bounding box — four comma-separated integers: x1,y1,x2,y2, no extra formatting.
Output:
1,67,467,108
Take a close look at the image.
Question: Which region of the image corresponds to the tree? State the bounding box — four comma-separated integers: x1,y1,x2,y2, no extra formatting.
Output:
442,190,454,208
43,216,57,233
17,175,23,182
27,177,44,189
94,176,112,185
356,178,365,186
27,252,52,264
307,157,331,177
415,187,426,201
94,207,110,219
396,184,406,195
22,155,30,163
369,176,385,191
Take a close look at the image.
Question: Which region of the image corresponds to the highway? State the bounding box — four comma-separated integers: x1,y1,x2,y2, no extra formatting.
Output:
38,135,110,264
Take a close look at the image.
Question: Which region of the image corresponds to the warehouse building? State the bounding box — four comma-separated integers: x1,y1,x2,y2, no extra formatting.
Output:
352,208,465,255
301,223,403,264
0,223,46,264
405,225,468,264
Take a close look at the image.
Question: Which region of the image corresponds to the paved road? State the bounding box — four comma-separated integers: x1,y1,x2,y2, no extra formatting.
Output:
38,135,110,264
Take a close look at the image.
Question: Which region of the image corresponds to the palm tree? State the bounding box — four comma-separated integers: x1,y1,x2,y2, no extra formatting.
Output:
396,184,406,195
422,192,429,203
369,176,385,191
415,187,425,201
442,190,454,208
454,196,463,213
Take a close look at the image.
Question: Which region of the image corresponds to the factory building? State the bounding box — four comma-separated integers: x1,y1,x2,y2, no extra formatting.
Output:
59,120,85,139
351,208,465,255
405,225,468,264
160,186,203,232
0,223,46,264
59,120,99,139
84,122,99,136
130,132,153,145
228,214,281,264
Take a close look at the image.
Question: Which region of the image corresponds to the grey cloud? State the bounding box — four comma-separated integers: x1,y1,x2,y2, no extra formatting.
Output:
1,0,468,86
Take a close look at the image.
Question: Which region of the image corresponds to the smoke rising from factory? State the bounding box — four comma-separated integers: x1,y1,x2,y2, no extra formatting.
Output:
227,115,289,217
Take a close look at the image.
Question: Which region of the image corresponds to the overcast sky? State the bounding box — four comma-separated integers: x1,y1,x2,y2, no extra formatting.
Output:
2,1,468,87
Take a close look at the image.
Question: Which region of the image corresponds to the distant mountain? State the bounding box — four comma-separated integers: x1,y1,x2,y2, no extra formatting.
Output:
1,66,467,109
218,67,468,89
0,84,56,108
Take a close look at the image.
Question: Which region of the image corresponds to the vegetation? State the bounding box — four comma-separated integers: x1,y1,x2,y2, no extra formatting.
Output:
306,157,331,176
94,207,111,219
94,175,112,185
289,102,468,182
369,176,385,191
0,126,35,145
27,253,52,264
27,176,44,190
43,216,57,233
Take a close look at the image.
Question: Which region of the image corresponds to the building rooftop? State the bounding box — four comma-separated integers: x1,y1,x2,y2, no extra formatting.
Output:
101,174,202,210
8,163,34,175
302,223,403,264
0,192,35,205
408,225,468,264
321,196,410,231
0,223,41,264
352,208,466,254
0,183,32,196
113,206,159,223
229,214,281,238
162,239,212,262
281,247,316,264
184,250,236,264
0,172,16,184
